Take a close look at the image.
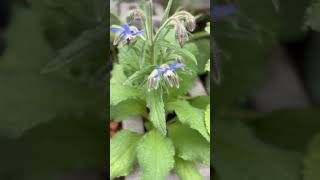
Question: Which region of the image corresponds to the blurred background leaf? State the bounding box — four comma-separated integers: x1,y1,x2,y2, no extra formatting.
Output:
213,119,302,180
0,6,105,138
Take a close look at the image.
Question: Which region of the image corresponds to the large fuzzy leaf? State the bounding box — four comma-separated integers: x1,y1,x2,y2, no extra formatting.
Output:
248,108,320,152
41,27,106,73
168,122,210,165
214,119,301,180
110,84,144,106
110,63,127,84
188,96,210,110
0,7,105,138
166,100,209,141
173,157,203,180
111,99,146,121
110,130,142,179
146,88,167,135
137,130,175,180
5,114,106,180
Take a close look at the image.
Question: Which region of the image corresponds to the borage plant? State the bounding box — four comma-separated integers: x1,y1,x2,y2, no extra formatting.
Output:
110,0,210,179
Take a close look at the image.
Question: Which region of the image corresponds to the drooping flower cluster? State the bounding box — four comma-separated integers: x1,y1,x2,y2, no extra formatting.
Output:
147,57,185,91
111,25,144,45
171,12,196,47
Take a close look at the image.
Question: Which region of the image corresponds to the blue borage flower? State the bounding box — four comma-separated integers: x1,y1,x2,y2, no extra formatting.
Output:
111,25,144,45
147,58,185,91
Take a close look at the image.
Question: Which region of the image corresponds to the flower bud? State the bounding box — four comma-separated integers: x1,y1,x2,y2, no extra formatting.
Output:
163,70,180,88
175,22,188,47
186,16,196,32
129,9,145,21
147,69,161,91
113,32,125,45
174,57,185,70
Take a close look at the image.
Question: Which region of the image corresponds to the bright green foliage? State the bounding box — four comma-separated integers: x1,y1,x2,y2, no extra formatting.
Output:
146,89,167,135
111,99,146,121
303,133,320,180
117,41,143,71
110,84,144,106
137,130,175,180
169,122,210,165
160,0,173,26
188,96,210,110
173,157,203,180
189,40,210,74
205,59,210,72
111,64,127,84
205,22,210,34
157,40,197,66
109,0,210,178
305,0,320,31
110,130,142,179
205,104,210,134
167,100,210,142
124,66,154,86
214,120,301,180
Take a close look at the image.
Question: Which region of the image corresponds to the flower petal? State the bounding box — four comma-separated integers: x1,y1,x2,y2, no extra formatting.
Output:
111,28,121,33
122,25,131,34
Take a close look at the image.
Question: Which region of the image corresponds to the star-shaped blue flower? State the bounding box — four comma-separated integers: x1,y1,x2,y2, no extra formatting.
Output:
111,25,144,45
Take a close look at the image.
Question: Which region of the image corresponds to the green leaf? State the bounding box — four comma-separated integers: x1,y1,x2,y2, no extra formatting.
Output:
214,119,301,180
0,7,105,138
31,0,100,48
41,26,106,73
174,157,203,180
118,40,143,71
186,40,210,74
168,122,210,165
111,99,146,121
160,0,173,26
205,104,210,135
303,133,320,180
124,65,154,86
205,59,210,72
166,100,210,141
9,114,106,180
110,84,144,106
188,96,210,110
157,40,197,66
165,71,197,100
247,108,320,152
137,130,175,180
111,130,142,179
146,88,167,135
205,22,210,34
111,63,127,84
183,42,201,72
215,21,272,106
305,0,320,31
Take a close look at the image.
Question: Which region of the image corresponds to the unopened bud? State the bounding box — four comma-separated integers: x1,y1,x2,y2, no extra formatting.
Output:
147,69,161,91
175,21,188,47
163,70,180,88
113,32,124,45
186,16,196,32
127,9,145,23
